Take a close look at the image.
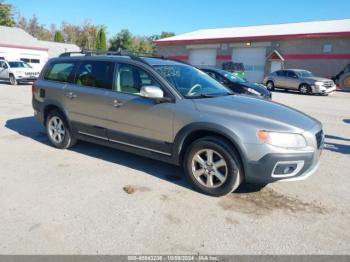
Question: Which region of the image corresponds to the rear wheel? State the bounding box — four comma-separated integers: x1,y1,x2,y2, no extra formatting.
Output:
266,81,275,91
46,110,77,149
9,74,17,85
184,136,243,197
299,84,311,95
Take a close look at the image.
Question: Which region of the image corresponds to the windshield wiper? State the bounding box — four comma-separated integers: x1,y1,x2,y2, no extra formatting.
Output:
187,92,234,99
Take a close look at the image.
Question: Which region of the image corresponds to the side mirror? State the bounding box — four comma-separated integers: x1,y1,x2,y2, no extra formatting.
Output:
141,85,164,99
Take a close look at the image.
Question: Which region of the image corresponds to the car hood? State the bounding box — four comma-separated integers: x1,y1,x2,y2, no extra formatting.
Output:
193,95,319,132
304,77,332,82
241,82,271,95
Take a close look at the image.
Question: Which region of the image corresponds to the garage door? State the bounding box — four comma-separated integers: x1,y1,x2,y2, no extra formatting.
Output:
232,47,266,83
189,49,217,68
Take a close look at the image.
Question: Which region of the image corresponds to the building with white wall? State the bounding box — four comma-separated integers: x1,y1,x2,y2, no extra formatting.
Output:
0,26,80,71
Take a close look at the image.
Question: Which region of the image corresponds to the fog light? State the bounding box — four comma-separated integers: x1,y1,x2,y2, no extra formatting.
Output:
272,161,304,178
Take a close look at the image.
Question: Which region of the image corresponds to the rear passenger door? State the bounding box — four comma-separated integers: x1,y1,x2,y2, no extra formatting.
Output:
63,60,115,139
284,70,300,90
104,62,175,155
274,70,287,88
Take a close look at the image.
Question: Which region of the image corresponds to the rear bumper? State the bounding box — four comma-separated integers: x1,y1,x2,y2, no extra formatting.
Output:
244,151,321,184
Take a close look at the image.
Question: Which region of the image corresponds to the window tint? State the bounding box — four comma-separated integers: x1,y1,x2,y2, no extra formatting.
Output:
276,70,287,77
286,71,297,78
115,64,161,95
45,62,76,83
76,61,114,90
0,61,5,67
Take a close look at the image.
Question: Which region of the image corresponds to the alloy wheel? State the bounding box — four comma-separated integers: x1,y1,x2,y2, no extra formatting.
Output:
48,116,66,144
191,149,228,188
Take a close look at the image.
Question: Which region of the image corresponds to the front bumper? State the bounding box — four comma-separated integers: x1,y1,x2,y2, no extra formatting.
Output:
313,84,337,94
244,151,321,184
16,76,38,82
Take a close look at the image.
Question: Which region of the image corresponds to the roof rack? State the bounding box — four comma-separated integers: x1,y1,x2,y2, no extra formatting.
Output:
58,49,189,66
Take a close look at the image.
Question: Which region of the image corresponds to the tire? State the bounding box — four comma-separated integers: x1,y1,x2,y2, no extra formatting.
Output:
299,84,312,95
46,110,77,149
9,74,17,85
266,81,275,91
339,73,350,92
184,136,243,197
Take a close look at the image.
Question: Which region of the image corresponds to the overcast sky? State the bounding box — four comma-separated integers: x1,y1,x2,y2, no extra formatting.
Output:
9,0,350,36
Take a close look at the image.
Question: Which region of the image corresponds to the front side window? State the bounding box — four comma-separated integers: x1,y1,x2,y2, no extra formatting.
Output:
154,64,232,98
45,62,76,83
115,64,161,95
76,61,114,90
296,71,313,78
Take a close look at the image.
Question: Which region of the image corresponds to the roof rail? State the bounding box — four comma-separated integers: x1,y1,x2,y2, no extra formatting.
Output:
58,49,189,66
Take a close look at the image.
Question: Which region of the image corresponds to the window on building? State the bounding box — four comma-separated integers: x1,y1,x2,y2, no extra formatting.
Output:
323,44,332,53
21,58,41,63
76,61,114,90
45,62,76,83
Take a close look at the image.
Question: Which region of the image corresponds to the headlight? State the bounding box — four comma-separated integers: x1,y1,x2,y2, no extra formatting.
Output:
314,81,324,86
257,130,307,148
247,88,261,96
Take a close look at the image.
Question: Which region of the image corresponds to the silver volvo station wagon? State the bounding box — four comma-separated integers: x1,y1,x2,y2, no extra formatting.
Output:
32,51,324,196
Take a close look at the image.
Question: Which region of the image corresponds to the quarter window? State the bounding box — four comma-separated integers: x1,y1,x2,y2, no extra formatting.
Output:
45,62,76,83
115,64,161,95
76,61,114,90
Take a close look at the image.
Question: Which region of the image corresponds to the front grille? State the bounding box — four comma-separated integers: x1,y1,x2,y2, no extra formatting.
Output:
323,81,334,88
316,130,324,149
25,72,39,76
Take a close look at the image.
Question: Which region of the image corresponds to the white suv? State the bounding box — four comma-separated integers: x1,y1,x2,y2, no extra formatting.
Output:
0,60,40,85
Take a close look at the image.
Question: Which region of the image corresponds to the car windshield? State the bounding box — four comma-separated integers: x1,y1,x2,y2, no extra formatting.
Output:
8,61,32,68
154,64,233,98
297,70,313,78
217,70,247,83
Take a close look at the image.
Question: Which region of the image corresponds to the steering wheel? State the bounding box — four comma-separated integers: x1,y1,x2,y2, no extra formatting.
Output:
187,84,202,96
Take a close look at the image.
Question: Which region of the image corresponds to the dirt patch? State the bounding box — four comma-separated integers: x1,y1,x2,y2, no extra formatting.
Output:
165,213,181,224
219,187,326,216
160,194,170,201
225,217,239,225
123,185,151,194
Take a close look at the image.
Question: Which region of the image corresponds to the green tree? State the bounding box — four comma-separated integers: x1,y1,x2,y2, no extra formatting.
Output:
109,29,135,51
0,1,15,26
96,27,107,50
54,31,64,42
160,31,175,39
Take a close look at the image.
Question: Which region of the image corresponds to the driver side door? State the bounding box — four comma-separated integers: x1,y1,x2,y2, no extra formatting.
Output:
104,62,175,156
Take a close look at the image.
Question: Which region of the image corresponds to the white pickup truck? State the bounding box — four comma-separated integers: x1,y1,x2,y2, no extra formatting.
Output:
0,60,40,85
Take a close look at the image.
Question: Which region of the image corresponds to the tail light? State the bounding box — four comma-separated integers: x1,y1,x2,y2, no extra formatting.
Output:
32,82,36,96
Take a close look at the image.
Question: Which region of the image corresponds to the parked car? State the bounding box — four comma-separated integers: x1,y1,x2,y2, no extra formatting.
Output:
201,68,272,100
222,62,246,79
32,51,324,197
332,63,350,92
263,69,336,95
0,60,40,85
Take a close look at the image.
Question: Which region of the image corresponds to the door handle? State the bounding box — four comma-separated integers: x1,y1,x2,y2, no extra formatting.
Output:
113,99,123,108
66,92,77,99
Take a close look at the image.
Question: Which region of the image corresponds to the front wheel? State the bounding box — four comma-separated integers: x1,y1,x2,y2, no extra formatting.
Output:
299,84,312,95
9,74,17,85
266,81,275,91
184,137,243,197
46,110,77,149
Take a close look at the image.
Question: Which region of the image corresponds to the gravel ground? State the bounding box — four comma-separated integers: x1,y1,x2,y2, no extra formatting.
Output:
0,82,349,255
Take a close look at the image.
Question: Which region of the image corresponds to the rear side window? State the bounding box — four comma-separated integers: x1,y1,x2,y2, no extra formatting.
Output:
45,62,76,83
76,61,114,90
276,70,287,77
